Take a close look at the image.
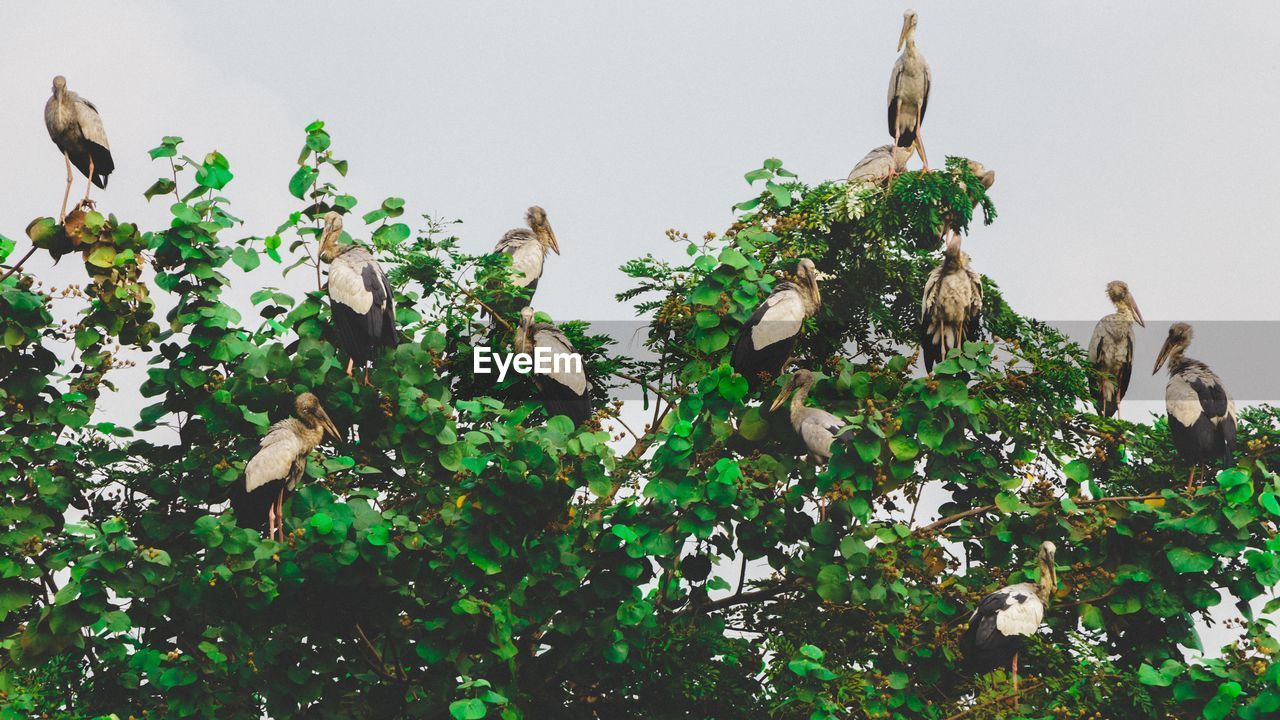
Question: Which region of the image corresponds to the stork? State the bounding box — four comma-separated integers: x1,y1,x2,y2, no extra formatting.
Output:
491,206,559,319
731,258,825,389
961,541,1058,696
920,230,982,372
887,10,931,171
319,212,398,378
516,307,592,425
1153,323,1237,490
45,76,114,222
235,393,340,542
769,369,849,463
1088,281,1144,417
847,144,914,189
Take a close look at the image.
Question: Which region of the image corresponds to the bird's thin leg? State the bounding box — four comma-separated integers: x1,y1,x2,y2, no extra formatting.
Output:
275,488,286,542
1186,466,1197,492
82,156,95,206
267,500,277,543
914,129,930,172
1011,652,1019,700
60,152,73,223
345,358,354,378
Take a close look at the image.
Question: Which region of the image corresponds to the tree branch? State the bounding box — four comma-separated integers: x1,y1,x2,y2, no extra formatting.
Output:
914,493,1160,536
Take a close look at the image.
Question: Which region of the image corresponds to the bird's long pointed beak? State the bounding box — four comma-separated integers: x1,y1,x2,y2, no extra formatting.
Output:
318,408,341,442
1153,338,1172,375
1127,295,1145,328
545,227,560,256
769,380,795,412
898,19,909,51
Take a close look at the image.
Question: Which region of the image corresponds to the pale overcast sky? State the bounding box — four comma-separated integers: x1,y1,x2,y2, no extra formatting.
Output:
3,0,1277,653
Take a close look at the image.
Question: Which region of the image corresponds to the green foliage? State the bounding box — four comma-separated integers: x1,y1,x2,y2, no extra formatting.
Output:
0,123,1276,720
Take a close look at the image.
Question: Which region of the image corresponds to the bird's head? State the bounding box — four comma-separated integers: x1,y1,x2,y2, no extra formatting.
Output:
526,206,559,255
515,306,537,353
898,9,919,51
891,145,915,170
318,211,345,263
769,368,817,412
1106,280,1144,327
942,229,965,263
967,160,996,190
51,75,67,94
296,392,340,442
1037,541,1058,594
1153,322,1193,375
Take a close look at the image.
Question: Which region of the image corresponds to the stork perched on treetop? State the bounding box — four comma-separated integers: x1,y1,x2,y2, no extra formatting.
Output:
45,75,114,222
920,230,983,372
1153,322,1237,490
887,9,931,171
516,307,592,426
961,541,1059,697
731,258,826,389
769,369,850,463
847,144,914,190
1088,281,1144,417
489,206,559,326
319,212,398,378
233,393,340,543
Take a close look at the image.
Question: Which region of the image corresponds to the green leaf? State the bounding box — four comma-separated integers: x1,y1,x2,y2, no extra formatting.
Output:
86,246,116,268
143,178,176,201
816,564,850,602
887,671,908,690
310,512,334,535
1203,681,1242,720
231,246,260,272
1079,603,1104,630
717,374,748,404
1063,459,1091,484
1166,547,1213,573
887,435,919,461
449,699,487,720
718,247,749,269
288,166,318,200
372,223,412,247
765,180,791,207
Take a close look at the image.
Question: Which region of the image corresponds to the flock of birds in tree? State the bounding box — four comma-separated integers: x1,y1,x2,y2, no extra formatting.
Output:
32,10,1240,698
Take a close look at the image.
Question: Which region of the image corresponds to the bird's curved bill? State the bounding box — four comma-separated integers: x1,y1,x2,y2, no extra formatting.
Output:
547,228,561,255
898,18,910,51
1127,295,1145,328
318,408,341,441
1152,338,1173,375
769,377,796,412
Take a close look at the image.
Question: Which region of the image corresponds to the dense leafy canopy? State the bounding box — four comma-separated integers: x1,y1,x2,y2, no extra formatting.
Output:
1,125,1277,720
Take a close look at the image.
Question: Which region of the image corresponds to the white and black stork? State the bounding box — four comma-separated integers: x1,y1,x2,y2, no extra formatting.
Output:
731,258,825,389
516,307,592,426
769,369,849,463
961,541,1058,696
1153,322,1237,490
234,393,340,542
45,75,113,221
887,10,931,171
920,230,983,372
1088,281,1144,417
319,212,398,377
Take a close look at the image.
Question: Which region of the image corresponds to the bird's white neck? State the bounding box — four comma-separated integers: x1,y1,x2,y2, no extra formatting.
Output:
1112,300,1135,321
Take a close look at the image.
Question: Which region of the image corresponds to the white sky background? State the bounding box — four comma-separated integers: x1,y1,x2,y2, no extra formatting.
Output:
2,1,1279,657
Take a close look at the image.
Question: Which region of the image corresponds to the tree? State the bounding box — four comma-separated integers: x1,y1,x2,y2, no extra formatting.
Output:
0,123,1276,720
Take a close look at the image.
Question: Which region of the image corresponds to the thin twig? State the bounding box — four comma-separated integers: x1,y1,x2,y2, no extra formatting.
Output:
0,246,39,285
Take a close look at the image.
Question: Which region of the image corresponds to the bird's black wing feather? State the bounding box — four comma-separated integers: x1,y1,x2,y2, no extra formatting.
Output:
1188,376,1229,420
